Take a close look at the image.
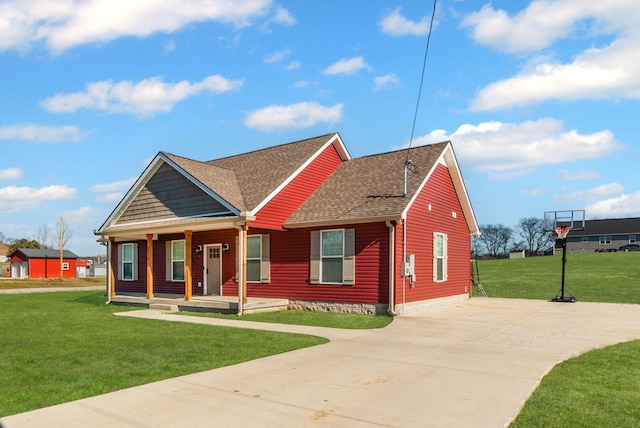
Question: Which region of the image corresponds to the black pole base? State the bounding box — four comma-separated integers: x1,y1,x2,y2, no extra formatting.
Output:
550,295,577,303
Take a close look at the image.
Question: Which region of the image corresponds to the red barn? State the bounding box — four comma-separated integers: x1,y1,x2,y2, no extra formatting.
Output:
9,248,79,279
96,133,480,315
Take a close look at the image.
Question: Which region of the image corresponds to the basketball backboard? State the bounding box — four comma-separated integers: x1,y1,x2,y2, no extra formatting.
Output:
543,210,585,232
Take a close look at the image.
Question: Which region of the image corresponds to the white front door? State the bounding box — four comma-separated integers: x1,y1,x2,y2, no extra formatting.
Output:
204,245,222,295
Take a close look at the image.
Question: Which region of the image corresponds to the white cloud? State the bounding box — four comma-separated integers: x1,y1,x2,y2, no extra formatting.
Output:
0,185,77,213
264,48,291,64
244,102,343,131
374,73,400,91
379,7,430,36
463,0,640,110
323,56,371,76
0,168,23,181
162,39,176,54
89,177,136,193
41,75,244,118
586,190,640,218
554,182,625,202
522,188,547,197
0,0,273,53
269,6,296,26
412,118,621,176
0,124,85,142
555,169,601,180
285,60,301,70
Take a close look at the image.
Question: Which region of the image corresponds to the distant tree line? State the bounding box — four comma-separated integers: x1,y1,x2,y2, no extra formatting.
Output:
1,219,73,257
473,217,554,258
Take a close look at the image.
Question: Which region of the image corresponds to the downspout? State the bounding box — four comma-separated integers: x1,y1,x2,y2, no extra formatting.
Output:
386,220,397,316
402,218,407,313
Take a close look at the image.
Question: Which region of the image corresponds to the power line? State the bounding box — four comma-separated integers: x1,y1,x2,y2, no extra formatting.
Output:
405,0,438,165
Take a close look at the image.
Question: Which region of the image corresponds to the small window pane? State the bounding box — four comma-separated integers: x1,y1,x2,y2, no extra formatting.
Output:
247,236,261,258
322,231,343,257
172,241,185,260
247,260,261,282
172,261,184,281
436,235,444,257
123,263,133,279
322,258,343,283
436,259,444,281
122,244,133,262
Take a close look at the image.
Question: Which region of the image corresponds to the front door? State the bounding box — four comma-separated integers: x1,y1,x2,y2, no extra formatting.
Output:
205,245,222,295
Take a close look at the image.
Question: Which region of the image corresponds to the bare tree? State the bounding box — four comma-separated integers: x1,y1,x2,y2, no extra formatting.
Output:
478,224,513,257
516,217,553,256
35,224,54,249
56,218,73,249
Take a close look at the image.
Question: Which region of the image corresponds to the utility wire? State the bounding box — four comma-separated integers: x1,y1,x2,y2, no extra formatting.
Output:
405,0,438,166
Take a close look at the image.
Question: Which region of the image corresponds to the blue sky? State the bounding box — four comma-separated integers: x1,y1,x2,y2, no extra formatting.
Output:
1,0,638,257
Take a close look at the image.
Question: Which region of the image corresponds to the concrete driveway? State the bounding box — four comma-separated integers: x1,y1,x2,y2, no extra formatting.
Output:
3,298,640,427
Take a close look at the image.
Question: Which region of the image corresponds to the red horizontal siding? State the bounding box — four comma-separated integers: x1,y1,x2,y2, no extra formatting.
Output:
28,259,77,279
252,144,344,229
398,164,471,304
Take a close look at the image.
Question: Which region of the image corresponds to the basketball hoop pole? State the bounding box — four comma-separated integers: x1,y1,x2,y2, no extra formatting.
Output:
551,227,576,303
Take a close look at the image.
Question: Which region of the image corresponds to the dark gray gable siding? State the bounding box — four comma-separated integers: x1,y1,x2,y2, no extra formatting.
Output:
117,163,231,224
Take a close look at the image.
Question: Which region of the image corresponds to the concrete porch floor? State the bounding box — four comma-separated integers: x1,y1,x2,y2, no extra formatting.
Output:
109,293,289,314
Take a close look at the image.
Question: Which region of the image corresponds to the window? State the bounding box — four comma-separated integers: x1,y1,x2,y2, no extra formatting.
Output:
171,240,185,281
310,229,355,285
237,234,270,283
630,235,637,244
581,237,589,243
433,232,448,282
599,236,611,245
62,262,69,270
247,235,262,282
321,230,344,283
118,243,138,281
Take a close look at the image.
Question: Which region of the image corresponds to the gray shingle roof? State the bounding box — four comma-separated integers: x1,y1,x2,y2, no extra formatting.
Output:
573,217,640,236
13,248,78,259
285,141,449,225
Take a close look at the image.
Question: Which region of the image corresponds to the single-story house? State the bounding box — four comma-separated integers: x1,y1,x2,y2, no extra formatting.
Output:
95,133,480,315
564,217,640,252
9,248,79,279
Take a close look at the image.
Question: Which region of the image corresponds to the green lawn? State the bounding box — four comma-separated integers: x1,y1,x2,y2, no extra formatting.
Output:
0,277,105,289
476,252,640,427
181,308,393,329
476,252,640,303
0,291,327,418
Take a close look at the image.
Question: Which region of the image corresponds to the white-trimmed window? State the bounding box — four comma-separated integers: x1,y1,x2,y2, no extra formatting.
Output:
630,235,637,244
238,234,270,283
581,237,589,243
433,232,448,282
599,236,611,245
310,229,355,285
168,240,185,281
62,262,69,271
118,243,138,281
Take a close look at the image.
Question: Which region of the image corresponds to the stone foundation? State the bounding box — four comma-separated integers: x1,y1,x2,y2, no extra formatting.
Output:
288,300,388,316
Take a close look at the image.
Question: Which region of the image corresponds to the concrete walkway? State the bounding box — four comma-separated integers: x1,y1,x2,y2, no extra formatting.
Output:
0,285,104,294
3,298,640,427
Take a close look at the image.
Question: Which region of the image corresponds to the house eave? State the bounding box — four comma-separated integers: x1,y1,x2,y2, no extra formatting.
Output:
283,214,402,230
96,213,256,241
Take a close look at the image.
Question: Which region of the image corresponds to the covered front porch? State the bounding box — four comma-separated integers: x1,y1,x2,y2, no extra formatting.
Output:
110,293,289,315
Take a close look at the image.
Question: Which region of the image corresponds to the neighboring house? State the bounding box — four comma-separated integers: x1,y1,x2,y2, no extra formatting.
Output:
95,133,480,315
564,217,640,252
9,248,79,279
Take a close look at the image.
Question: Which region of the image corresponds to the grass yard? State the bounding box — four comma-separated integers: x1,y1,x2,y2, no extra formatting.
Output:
0,291,327,418
0,277,104,289
475,251,640,303
511,340,640,427
476,252,640,427
181,308,393,329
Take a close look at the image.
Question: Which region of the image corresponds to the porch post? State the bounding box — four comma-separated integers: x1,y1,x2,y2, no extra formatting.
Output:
185,230,193,301
108,237,116,298
236,224,248,316
146,234,154,299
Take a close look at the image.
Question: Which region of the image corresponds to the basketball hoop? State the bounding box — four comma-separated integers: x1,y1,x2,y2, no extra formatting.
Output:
555,226,571,239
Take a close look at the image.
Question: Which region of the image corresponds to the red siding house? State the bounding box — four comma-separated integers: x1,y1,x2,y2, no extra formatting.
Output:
9,248,79,279
95,133,480,315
